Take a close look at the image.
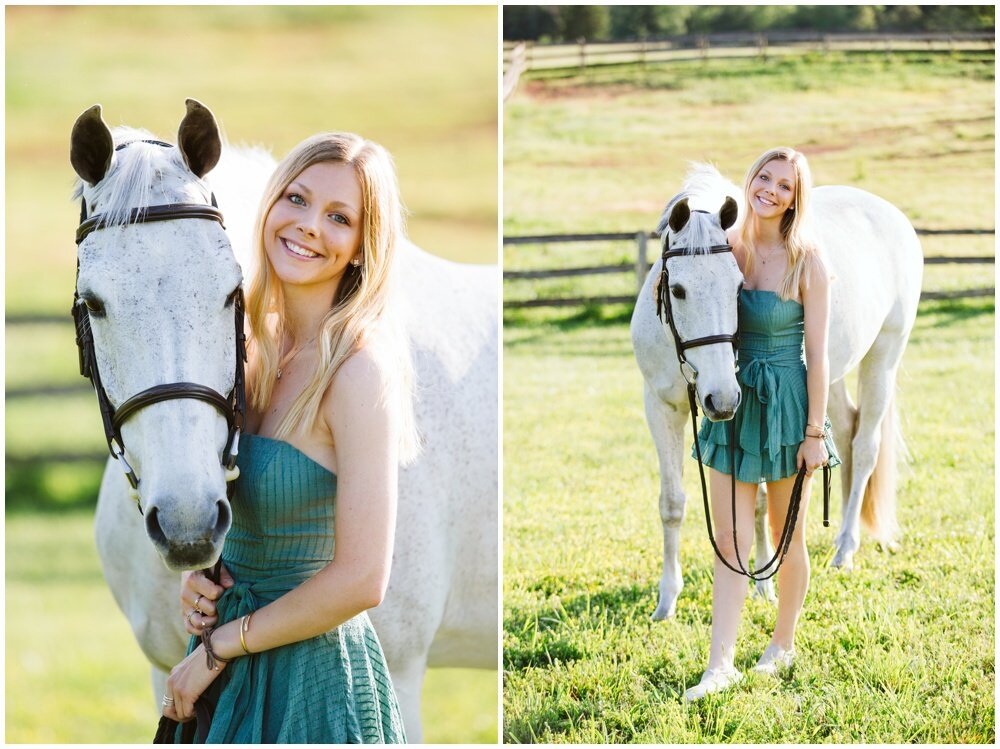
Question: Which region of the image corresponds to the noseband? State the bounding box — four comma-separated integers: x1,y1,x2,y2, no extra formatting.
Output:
654,215,829,581
73,139,246,514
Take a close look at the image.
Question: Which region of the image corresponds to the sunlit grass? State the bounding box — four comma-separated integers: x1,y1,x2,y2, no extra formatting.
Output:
503,297,994,742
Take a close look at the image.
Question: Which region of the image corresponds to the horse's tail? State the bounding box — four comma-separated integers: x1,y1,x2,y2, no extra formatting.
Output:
859,389,902,544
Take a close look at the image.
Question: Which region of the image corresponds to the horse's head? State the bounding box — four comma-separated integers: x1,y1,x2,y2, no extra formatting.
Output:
656,195,742,421
71,100,242,570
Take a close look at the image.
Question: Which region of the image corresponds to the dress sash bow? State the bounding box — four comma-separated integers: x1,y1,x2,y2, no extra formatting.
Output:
737,346,805,460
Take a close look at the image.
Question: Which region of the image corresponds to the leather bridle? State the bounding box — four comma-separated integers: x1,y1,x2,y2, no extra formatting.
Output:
655,216,830,581
73,139,247,514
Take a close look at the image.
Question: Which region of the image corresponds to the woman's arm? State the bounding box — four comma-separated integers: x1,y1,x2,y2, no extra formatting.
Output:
225,347,398,648
798,253,831,471
166,348,399,720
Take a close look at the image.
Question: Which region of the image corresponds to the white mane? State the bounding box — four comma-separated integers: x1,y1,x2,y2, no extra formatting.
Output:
656,162,745,255
72,126,212,227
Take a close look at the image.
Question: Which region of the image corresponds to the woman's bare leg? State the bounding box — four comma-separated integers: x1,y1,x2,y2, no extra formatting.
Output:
764,472,814,649
706,468,760,671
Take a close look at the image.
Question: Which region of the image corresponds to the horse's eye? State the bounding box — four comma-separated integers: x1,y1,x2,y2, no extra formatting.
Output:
82,295,106,317
671,285,686,300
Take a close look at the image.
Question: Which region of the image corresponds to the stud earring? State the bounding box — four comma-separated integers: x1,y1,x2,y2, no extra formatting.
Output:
350,256,362,267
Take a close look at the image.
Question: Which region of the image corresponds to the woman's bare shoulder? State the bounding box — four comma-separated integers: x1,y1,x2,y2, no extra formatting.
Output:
324,346,397,416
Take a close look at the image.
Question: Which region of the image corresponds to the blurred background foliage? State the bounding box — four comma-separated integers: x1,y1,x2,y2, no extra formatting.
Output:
504,4,995,42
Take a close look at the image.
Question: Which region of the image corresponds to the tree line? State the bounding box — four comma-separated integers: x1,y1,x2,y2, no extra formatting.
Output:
504,5,995,43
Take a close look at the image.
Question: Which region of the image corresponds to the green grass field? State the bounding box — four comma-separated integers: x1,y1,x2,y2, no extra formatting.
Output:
6,6,497,743
503,53,994,742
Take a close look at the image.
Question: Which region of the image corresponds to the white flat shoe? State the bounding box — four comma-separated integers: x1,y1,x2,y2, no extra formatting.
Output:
753,644,795,675
683,667,743,702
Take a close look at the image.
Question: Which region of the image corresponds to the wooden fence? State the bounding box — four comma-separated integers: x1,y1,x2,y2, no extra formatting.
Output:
503,228,995,309
503,31,995,75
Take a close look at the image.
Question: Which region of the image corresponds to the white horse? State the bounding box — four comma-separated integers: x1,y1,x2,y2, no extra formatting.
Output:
72,100,497,742
631,164,922,620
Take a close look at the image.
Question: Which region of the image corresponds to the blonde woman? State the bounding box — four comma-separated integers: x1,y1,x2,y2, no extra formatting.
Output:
685,147,840,700
162,133,417,742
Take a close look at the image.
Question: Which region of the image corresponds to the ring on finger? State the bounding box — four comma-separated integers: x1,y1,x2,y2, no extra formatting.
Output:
193,594,204,613
185,609,196,625
162,694,175,706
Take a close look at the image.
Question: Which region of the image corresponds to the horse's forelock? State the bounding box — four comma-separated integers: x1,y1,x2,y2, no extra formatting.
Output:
657,193,720,256
73,126,198,227
656,162,743,255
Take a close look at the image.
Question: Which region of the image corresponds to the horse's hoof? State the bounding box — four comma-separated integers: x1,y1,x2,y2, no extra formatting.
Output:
651,602,676,621
830,551,855,571
875,539,901,554
751,580,776,603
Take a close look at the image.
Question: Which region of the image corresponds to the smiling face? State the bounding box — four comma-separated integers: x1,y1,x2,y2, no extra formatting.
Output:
262,161,364,297
748,158,797,220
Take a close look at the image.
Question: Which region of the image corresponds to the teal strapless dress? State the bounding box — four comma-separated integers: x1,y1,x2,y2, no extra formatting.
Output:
694,288,841,483
181,434,406,743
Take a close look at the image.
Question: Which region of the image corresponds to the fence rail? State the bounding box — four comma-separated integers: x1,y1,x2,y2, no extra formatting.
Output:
503,31,995,74
503,228,995,309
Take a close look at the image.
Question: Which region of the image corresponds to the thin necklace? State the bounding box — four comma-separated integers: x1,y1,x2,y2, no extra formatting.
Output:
276,336,317,380
758,242,784,265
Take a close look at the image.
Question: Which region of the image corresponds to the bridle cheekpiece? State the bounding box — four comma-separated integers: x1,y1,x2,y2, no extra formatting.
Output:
73,139,246,513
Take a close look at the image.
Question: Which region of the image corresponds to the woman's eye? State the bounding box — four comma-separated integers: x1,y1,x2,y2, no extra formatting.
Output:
288,193,305,206
329,214,349,225
759,174,769,182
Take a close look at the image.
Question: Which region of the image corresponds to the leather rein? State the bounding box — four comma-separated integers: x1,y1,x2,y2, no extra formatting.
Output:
655,222,830,581
73,139,247,514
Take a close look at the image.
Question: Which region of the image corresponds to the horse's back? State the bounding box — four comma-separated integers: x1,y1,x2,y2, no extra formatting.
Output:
383,241,498,666
813,186,923,380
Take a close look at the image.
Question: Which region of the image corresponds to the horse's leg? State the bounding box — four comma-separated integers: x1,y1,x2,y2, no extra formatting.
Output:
645,385,688,620
751,484,776,602
827,378,857,519
151,667,168,712
832,334,904,569
385,656,427,743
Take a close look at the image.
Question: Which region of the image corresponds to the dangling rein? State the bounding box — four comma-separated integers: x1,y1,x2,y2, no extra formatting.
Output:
656,241,831,581
687,386,831,581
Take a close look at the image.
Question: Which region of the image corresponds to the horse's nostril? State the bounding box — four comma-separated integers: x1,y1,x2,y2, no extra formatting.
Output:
704,393,715,412
145,506,167,548
215,499,231,535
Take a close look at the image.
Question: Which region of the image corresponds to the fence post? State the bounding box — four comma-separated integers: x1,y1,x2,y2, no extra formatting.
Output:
757,33,768,61
698,35,709,62
578,37,586,75
636,231,649,295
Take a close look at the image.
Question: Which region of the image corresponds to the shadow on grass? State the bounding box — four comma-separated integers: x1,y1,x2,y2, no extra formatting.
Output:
504,302,634,332
5,461,102,514
916,297,995,329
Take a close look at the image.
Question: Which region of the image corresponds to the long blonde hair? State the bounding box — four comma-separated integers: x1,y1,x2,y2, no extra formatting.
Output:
738,147,817,301
246,132,419,463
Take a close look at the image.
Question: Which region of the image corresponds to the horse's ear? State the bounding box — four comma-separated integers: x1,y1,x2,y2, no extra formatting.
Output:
71,104,114,186
719,196,738,231
178,98,222,178
668,198,690,233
